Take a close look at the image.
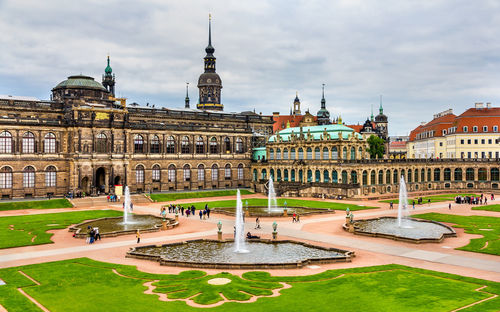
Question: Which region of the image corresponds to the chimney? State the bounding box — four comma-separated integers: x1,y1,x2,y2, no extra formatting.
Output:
486,102,491,109
273,112,280,118
475,102,484,109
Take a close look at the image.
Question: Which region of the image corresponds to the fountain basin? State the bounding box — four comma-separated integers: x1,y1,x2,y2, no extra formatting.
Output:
212,206,335,217
127,239,353,269
345,216,456,243
69,214,178,238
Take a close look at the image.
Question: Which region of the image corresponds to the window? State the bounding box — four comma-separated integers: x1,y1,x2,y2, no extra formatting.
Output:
467,139,471,144
332,147,338,159
290,148,296,160
474,139,478,144
23,166,35,188
478,168,487,181
307,147,312,160
0,167,12,188
444,168,451,181
442,129,446,135
481,139,485,144
152,164,161,182
463,126,468,132
473,126,478,132
0,131,12,154
483,126,488,132
150,135,160,153
494,126,498,132
224,137,231,153
460,139,464,144
466,168,474,181
439,142,443,147
298,148,304,159
370,170,376,185
324,170,329,183
209,137,218,154
168,165,176,182
454,168,462,181
362,170,368,185
225,164,231,179
314,147,320,159
378,170,383,184
489,139,492,144
135,165,144,184
269,148,274,160
323,147,329,159
44,133,56,153
166,136,175,153
283,148,289,160
196,137,204,154
237,164,244,180
350,147,355,160
134,135,144,153
235,138,243,153
181,136,190,154
22,132,35,153
45,166,57,187
351,171,357,184
183,164,191,181
198,164,205,181
342,147,347,159
276,148,281,160
315,170,320,182
211,164,218,182
96,133,107,153
332,170,338,183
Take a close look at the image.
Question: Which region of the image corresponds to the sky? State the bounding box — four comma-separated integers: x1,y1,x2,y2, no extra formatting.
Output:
0,0,499,136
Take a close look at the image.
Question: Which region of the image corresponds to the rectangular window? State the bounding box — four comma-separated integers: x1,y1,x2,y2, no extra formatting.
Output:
474,139,478,144
481,139,485,144
184,169,191,181
168,169,176,182
460,139,464,144
473,126,478,132
45,171,56,187
23,171,35,188
494,126,498,132
467,139,471,144
237,167,244,180
0,172,12,188
225,167,231,179
198,168,204,181
136,170,144,184
483,126,488,132
212,168,218,182
467,152,471,158
489,139,493,144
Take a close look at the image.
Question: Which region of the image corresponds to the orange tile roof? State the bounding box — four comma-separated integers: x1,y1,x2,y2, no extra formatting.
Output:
389,141,407,149
454,107,500,133
408,113,456,141
271,114,318,132
346,124,363,132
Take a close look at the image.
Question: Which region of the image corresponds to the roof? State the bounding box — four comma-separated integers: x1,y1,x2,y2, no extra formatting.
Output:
271,114,318,132
268,123,361,142
408,113,456,141
0,95,40,102
53,75,107,91
454,107,500,134
389,141,407,150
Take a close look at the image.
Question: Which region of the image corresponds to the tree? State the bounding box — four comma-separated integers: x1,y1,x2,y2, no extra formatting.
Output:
367,135,385,159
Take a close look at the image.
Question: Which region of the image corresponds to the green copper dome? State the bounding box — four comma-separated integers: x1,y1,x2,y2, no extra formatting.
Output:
53,75,107,91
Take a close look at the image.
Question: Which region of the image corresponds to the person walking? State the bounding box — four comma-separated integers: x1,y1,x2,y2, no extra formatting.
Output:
412,200,415,210
255,217,261,229
448,203,451,210
94,227,101,241
292,212,296,223
136,230,141,243
207,208,211,219
199,210,203,220
389,202,393,210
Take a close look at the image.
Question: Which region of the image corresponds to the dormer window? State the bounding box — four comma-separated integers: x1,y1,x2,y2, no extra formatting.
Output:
483,126,488,132
494,126,498,133
473,126,478,132
442,129,447,135
463,126,468,132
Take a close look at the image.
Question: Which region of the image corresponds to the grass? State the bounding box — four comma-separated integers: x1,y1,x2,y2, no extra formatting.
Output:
380,193,478,204
150,190,253,202
181,198,377,211
472,204,500,212
0,210,122,249
414,213,500,256
0,198,73,211
0,258,499,311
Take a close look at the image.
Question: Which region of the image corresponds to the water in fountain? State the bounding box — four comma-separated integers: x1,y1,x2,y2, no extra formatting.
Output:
397,176,411,228
268,177,278,214
123,186,132,224
234,189,248,253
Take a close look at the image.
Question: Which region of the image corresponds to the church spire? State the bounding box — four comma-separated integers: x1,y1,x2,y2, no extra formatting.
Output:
370,103,374,121
205,14,215,57
379,94,383,114
102,55,115,96
321,83,326,109
185,82,190,108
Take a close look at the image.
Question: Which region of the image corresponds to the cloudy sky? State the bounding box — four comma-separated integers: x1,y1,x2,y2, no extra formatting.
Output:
0,0,499,135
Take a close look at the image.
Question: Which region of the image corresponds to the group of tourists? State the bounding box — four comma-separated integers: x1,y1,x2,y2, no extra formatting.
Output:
106,194,119,202
162,204,211,219
86,226,101,244
292,212,300,223
455,194,491,205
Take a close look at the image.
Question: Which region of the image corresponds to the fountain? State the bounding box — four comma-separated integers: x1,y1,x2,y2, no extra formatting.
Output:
268,177,278,214
397,176,411,228
123,186,132,224
234,189,248,253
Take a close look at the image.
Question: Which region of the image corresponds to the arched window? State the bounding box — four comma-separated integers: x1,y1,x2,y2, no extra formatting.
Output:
0,167,12,188
434,168,441,181
45,166,57,187
277,169,282,182
314,147,320,159
378,170,383,184
358,147,363,159
253,169,257,181
183,164,191,181
307,169,312,182
386,170,391,184
284,169,289,181
290,148,296,160
478,168,487,181
491,168,499,181
212,164,219,182
168,165,176,182
44,133,56,153
444,168,451,181
323,147,329,159
0,131,12,154
291,169,295,182
198,164,205,181
166,136,175,153
342,147,347,159
421,169,425,182
298,148,304,159
393,170,398,184
466,168,475,181
261,169,267,180
209,137,218,154
224,137,231,153
299,169,303,182
22,132,35,153
427,169,432,181
454,168,462,181
181,136,190,154
269,148,274,160
196,136,204,154
270,169,275,181
283,148,289,160
351,171,357,184
363,170,368,185
225,164,231,179
136,165,145,184
407,169,412,183
314,170,320,182
350,147,356,160
401,169,405,181
150,135,160,153
237,164,244,181
152,164,161,182
23,166,35,188
236,137,244,153
414,169,418,182
96,133,107,153
332,170,338,183
342,170,348,183
307,147,313,160
370,170,375,185
324,170,329,183
276,148,281,160
134,135,144,153
332,147,338,159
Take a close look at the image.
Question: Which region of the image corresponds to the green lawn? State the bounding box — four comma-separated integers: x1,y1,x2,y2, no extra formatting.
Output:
1,258,499,311
414,213,500,256
150,190,253,202
0,198,73,211
472,204,500,212
0,210,122,249
380,193,478,204
181,198,376,211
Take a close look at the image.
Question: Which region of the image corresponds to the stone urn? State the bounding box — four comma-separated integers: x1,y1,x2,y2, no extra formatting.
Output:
272,221,278,240
162,218,168,230
217,221,223,241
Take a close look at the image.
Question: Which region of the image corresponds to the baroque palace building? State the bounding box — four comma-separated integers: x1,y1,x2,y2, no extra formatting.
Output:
0,18,273,199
